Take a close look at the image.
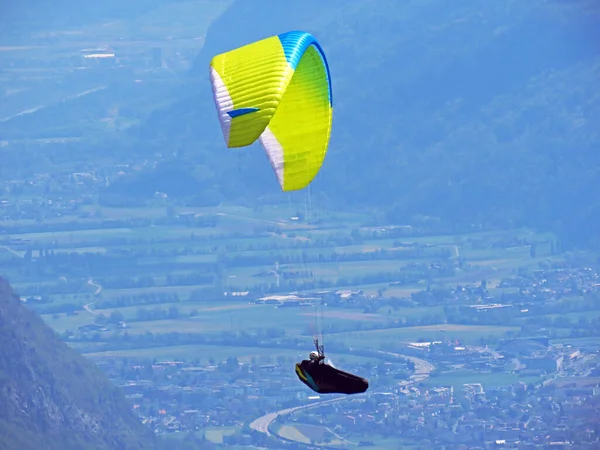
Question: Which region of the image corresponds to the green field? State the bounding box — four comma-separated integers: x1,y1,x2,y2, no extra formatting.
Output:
275,420,423,449
277,423,346,446
514,310,600,324
204,427,239,444
93,284,213,301
90,299,257,319
84,344,300,362
43,312,94,331
47,300,398,337
83,344,383,365
227,258,416,288
552,336,600,347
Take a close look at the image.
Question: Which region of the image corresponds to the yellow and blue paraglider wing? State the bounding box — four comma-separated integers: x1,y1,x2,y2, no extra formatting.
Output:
259,32,333,191
209,35,292,148
209,31,333,192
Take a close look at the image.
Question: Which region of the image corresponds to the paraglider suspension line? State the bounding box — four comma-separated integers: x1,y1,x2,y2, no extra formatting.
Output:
314,337,325,360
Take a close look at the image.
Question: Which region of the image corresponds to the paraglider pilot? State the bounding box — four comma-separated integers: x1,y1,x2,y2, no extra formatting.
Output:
295,339,369,395
309,350,325,362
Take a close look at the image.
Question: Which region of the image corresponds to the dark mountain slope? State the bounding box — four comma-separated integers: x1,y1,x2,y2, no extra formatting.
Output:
0,277,158,450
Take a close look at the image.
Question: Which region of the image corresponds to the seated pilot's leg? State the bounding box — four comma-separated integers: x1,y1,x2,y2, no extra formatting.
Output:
297,361,322,393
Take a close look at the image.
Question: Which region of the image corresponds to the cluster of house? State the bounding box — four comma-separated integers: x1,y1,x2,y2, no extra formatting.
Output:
94,357,371,434
290,366,600,448
89,329,600,449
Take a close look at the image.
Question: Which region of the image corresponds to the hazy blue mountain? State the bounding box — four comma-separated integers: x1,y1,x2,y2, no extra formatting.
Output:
135,0,600,246
189,0,348,74
2,0,599,247
0,278,158,450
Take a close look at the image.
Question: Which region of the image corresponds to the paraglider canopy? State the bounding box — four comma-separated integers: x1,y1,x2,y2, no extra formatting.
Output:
208,31,333,192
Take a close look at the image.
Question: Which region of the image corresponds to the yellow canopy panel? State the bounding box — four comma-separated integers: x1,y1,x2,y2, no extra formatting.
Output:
209,31,333,192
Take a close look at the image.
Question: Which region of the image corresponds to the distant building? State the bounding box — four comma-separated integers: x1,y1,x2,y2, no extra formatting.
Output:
81,48,116,67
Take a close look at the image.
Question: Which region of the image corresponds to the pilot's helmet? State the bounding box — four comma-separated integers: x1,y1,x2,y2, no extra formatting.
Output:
309,351,319,360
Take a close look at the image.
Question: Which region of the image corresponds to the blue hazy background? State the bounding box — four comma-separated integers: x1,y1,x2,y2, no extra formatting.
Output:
2,0,599,250
1,1,600,449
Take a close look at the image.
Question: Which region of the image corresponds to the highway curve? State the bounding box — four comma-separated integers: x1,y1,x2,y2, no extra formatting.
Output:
249,352,435,443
